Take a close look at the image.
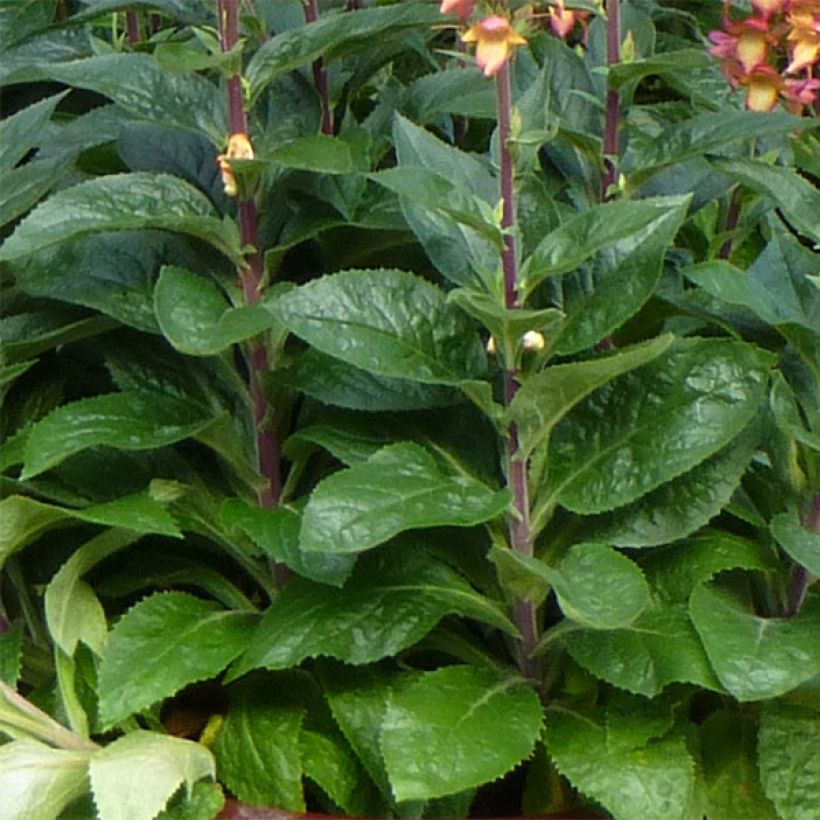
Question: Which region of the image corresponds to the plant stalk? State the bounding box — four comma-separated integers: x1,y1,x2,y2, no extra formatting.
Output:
125,11,141,45
219,0,282,509
496,62,540,680
718,187,742,259
303,0,334,134
787,492,819,616
602,0,621,201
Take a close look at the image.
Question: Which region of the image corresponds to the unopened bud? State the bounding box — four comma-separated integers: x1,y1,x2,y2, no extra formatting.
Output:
217,132,255,197
486,335,497,354
522,330,546,351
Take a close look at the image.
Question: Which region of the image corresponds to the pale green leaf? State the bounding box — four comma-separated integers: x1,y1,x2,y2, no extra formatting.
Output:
98,592,257,729
381,666,543,801
89,731,214,820
0,739,90,820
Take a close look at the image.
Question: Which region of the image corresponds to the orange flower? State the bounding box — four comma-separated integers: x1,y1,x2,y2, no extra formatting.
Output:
742,64,784,110
216,132,255,198
462,15,527,77
439,0,475,23
786,1,820,73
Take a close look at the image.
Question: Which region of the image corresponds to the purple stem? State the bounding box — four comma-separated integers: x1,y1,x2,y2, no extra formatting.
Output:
496,62,540,680
718,187,742,260
787,493,820,616
303,0,333,135
150,13,162,35
602,0,621,201
220,0,282,510
126,11,141,45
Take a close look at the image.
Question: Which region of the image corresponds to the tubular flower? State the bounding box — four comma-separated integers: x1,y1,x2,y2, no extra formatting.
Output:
217,132,254,197
752,0,787,18
786,1,820,73
742,64,785,109
439,0,475,24
549,0,576,39
708,16,774,72
462,15,527,77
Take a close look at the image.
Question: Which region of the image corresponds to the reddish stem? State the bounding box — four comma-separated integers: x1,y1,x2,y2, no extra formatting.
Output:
602,0,621,201
787,493,820,616
126,11,141,45
303,0,333,134
220,0,282,509
496,62,540,680
718,188,742,260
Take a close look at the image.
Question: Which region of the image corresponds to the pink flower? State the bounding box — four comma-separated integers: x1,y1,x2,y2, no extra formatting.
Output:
549,0,576,39
439,0,475,24
462,15,527,77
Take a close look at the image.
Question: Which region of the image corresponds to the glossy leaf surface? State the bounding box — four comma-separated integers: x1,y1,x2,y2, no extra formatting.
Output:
381,666,543,801
299,443,509,554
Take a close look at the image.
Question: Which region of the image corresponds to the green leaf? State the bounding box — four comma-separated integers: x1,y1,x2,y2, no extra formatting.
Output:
544,705,696,820
700,710,778,820
266,134,361,174
590,420,761,548
689,584,820,701
154,266,277,356
0,157,70,227
158,782,225,820
381,666,543,802
643,532,777,603
772,511,820,575
276,348,463,412
0,173,244,266
0,0,58,52
561,603,721,696
89,731,214,820
300,443,509,555
539,338,774,515
522,197,688,294
285,424,392,467
0,495,75,570
758,702,820,820
608,49,712,90
511,335,673,461
220,500,355,587
491,543,649,629
0,622,23,686
213,680,305,812
42,53,226,142
22,391,215,479
246,4,441,100
716,159,820,244
230,552,515,677
276,269,486,386
0,739,90,820
98,591,257,729
631,112,803,180
45,528,140,659
301,728,371,815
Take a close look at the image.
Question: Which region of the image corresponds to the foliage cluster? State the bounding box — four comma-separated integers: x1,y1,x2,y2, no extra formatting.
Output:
0,1,818,819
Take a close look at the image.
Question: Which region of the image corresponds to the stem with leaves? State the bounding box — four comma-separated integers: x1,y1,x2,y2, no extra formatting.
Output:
303,0,333,134
218,0,282,509
496,62,540,681
602,0,621,200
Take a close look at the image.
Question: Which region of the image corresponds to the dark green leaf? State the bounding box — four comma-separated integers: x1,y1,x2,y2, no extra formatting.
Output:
758,702,820,820
154,266,277,356
0,92,67,170
539,339,774,515
300,443,509,555
1,310,116,363
608,49,712,90
230,552,515,677
301,728,371,815
716,159,820,244
97,592,257,728
22,391,215,479
381,666,543,802
0,622,23,687
0,173,244,266
246,4,441,100
213,679,305,812
276,269,486,386
544,705,696,820
689,584,820,701
42,53,226,142
511,335,673,461
771,511,820,575
561,603,721,696
220,500,355,587
266,134,362,174
523,197,688,294
590,420,761,548
0,157,70,227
